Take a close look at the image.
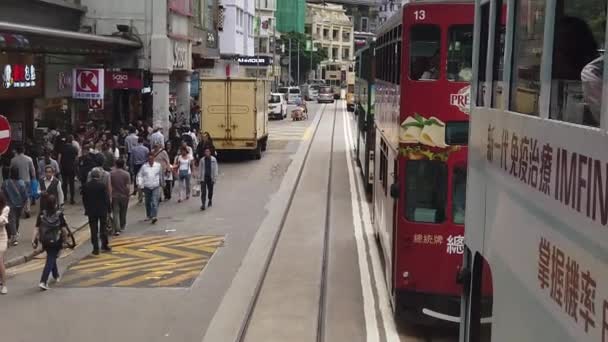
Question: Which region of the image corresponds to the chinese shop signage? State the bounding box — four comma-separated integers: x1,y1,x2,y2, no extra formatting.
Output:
0,53,42,99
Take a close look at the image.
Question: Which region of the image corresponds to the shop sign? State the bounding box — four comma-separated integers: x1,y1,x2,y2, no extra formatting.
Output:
172,41,191,70
0,53,42,99
72,68,104,99
237,56,273,66
89,99,104,110
106,71,142,89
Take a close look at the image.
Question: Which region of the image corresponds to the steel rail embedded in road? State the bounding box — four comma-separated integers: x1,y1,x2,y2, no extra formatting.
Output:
236,102,338,342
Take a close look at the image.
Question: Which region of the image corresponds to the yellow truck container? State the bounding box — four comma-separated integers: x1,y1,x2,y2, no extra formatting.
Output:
200,78,270,159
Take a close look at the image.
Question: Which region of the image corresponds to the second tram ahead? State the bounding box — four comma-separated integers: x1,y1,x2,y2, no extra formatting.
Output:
355,42,376,195
372,0,484,324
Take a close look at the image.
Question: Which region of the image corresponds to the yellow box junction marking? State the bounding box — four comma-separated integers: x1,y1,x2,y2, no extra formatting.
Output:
59,235,224,288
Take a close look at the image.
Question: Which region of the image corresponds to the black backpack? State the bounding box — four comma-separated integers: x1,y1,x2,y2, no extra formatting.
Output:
38,211,63,248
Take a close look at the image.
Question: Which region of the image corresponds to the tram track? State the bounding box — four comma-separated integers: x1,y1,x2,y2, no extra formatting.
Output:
236,102,338,342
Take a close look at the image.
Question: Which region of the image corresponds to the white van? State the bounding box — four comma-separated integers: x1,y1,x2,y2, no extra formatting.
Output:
280,86,300,104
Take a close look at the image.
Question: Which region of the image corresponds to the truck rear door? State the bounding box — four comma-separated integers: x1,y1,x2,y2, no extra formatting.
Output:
229,80,256,141
201,80,230,141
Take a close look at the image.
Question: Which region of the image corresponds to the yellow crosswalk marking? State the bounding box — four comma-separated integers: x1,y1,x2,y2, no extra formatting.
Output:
59,235,224,288
153,270,202,287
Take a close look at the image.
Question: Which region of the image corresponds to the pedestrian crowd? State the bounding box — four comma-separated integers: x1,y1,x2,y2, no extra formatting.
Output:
0,119,219,294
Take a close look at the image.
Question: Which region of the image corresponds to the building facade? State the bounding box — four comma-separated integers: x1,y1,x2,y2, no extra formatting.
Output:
306,3,355,63
243,0,277,78
81,0,220,130
276,0,305,34
377,0,405,25
0,0,141,146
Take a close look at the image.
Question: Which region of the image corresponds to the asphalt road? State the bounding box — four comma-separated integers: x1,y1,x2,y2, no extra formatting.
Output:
0,101,459,342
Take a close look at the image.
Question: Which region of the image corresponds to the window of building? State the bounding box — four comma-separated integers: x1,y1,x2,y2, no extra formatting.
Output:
452,167,466,225
333,29,339,40
549,0,606,127
405,160,447,223
447,25,474,82
332,47,339,60
342,31,350,42
361,17,369,32
343,48,350,60
509,0,545,116
323,28,329,39
409,24,441,80
305,25,312,35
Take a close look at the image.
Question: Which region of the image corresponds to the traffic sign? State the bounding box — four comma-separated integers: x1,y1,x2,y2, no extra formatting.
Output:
0,115,11,154
72,68,104,99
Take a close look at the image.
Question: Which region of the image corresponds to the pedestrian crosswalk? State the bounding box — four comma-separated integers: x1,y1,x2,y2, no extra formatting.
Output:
58,235,224,288
268,122,311,141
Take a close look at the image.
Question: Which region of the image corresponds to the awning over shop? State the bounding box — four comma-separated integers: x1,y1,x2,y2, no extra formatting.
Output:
0,21,141,55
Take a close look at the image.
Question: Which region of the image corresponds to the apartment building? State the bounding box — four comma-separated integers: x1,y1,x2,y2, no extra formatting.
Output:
306,3,354,63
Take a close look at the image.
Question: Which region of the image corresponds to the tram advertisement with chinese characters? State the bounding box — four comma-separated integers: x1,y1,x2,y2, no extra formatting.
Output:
469,109,608,341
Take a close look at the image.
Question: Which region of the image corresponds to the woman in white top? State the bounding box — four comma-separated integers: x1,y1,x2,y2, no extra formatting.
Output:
174,146,193,203
0,193,11,294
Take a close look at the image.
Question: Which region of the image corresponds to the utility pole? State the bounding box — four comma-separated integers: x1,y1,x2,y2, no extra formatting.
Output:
288,38,292,86
272,20,277,90
310,35,313,80
297,40,300,85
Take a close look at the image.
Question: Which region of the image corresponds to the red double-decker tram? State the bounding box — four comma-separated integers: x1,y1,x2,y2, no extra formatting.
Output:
373,1,475,324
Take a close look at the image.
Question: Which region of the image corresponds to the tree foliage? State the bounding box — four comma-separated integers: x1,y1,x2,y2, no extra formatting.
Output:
280,31,328,83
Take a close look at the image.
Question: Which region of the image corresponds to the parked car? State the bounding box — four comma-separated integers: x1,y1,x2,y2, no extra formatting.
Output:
268,93,287,120
317,86,334,103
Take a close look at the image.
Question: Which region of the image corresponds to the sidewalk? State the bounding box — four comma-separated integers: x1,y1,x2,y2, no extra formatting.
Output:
4,190,91,268
4,183,138,268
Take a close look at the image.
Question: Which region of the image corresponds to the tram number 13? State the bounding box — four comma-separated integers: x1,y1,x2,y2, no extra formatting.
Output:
414,10,426,21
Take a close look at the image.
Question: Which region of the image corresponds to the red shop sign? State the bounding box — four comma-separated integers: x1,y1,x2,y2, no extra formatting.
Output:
106,71,142,89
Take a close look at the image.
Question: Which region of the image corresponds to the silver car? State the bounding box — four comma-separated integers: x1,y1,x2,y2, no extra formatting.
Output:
317,86,334,103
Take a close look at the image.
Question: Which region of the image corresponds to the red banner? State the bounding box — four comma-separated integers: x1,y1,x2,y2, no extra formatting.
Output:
105,71,142,90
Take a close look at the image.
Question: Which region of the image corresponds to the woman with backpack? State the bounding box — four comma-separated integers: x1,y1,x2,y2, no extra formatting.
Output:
0,193,10,294
32,194,70,290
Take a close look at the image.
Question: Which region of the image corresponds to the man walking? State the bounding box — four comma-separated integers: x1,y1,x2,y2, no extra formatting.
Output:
129,137,149,199
10,145,35,218
149,127,165,148
39,165,64,210
110,159,131,236
199,147,218,211
58,135,78,204
83,170,111,255
137,153,163,224
124,127,139,156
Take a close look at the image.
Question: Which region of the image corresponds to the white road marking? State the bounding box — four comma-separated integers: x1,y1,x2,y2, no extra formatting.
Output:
341,103,380,342
343,106,400,342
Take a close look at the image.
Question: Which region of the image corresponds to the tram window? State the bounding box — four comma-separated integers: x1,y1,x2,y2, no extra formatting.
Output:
491,0,506,109
396,41,402,85
550,0,606,127
509,0,545,116
452,167,467,225
447,25,474,82
409,25,441,81
477,3,490,106
405,160,446,223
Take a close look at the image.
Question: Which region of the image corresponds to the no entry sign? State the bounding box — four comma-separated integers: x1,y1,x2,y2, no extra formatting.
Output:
72,68,104,100
0,115,11,154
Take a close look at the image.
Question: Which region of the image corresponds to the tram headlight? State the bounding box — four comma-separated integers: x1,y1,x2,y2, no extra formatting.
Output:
403,271,409,279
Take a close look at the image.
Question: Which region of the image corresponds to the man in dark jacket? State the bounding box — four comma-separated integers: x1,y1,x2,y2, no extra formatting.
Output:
83,169,111,255
58,135,78,204
78,143,103,186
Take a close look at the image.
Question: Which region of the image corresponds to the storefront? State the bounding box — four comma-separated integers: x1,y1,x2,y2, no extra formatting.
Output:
0,52,43,145
106,69,144,130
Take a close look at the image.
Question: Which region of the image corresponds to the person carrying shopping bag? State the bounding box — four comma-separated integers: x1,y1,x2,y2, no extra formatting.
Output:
0,193,10,294
174,146,193,203
32,195,74,290
199,147,219,211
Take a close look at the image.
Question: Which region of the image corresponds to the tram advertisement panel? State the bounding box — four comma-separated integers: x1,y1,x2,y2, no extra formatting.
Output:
468,108,608,341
